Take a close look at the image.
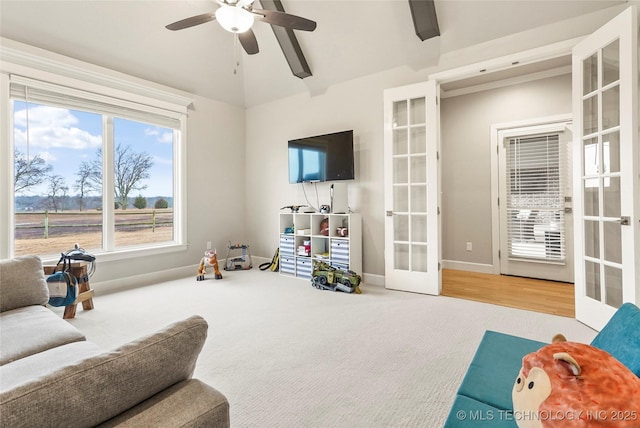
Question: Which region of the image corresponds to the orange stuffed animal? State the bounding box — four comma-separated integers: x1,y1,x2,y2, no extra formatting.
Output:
512,335,640,428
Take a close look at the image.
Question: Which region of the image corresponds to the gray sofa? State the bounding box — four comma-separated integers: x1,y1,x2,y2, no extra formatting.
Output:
0,255,230,427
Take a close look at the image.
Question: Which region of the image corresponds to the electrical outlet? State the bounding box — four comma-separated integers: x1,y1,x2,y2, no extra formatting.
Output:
466,242,473,251
206,241,212,250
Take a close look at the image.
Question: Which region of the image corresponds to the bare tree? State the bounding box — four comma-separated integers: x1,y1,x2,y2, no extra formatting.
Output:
91,145,153,210
14,150,53,194
47,174,69,213
75,161,101,211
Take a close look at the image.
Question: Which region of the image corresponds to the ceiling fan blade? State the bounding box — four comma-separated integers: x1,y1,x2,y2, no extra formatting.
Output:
252,9,316,31
165,13,216,31
238,28,259,55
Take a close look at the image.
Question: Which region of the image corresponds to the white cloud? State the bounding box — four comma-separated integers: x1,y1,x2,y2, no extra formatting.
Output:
13,106,101,150
145,127,173,144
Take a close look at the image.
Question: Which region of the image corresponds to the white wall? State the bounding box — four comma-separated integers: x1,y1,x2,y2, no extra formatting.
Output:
440,74,573,269
245,67,427,277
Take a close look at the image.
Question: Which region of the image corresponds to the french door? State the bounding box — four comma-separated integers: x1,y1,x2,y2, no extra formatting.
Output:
383,80,440,294
572,7,638,330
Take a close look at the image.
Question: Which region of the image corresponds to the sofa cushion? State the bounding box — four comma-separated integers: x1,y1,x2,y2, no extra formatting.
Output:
0,315,208,428
456,330,546,411
590,302,640,377
0,305,86,365
444,394,517,427
96,379,230,428
0,255,49,312
0,341,103,392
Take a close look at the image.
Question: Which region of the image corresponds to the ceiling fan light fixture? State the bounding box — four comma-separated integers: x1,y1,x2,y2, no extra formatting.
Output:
216,5,255,33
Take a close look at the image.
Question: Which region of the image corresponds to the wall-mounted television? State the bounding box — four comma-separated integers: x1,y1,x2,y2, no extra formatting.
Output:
288,130,355,183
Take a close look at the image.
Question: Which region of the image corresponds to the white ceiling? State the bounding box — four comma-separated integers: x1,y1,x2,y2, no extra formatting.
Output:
0,0,628,107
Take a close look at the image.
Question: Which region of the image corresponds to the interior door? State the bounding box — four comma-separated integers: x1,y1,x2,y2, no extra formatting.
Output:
572,6,638,330
498,121,574,283
383,80,441,294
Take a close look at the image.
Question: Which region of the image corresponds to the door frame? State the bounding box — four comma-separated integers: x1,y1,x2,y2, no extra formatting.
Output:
490,114,574,280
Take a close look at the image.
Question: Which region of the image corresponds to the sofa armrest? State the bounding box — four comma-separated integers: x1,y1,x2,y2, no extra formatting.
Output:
590,302,640,377
1,315,209,427
96,379,230,428
0,256,49,312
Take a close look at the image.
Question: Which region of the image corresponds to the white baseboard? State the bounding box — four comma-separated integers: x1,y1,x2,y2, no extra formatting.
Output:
441,260,495,274
94,264,198,295
363,273,385,287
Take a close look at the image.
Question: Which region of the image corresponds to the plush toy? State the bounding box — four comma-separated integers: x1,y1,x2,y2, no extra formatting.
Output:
512,335,640,428
196,249,222,281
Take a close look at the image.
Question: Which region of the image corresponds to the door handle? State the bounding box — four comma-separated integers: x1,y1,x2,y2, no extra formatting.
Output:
619,216,630,226
386,210,393,217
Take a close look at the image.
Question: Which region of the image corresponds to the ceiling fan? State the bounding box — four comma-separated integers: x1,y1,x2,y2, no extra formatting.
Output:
165,0,316,56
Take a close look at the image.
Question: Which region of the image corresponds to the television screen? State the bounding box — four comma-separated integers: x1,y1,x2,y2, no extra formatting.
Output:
288,130,354,183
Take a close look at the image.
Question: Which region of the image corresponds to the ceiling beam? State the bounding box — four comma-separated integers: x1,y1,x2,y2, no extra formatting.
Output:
408,0,440,41
259,0,312,79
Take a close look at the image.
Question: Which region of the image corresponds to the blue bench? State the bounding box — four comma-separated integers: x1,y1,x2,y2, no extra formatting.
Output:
444,303,640,427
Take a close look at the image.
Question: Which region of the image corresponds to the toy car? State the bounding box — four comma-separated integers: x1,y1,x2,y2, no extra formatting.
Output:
310,261,361,294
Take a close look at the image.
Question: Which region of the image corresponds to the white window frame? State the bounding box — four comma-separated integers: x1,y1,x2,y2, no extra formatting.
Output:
0,40,191,263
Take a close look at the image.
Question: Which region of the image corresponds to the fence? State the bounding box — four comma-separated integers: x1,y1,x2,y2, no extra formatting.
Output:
15,209,173,239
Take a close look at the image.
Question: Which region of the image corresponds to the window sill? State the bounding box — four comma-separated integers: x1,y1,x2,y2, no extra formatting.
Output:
40,242,188,265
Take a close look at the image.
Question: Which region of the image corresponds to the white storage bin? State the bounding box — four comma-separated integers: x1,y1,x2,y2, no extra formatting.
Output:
296,258,313,279
280,256,296,275
280,235,295,255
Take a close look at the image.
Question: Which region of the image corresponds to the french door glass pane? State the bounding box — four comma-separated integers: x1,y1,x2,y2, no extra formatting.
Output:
394,186,408,212
603,221,622,264
410,127,426,153
394,215,409,241
113,118,174,248
584,220,600,259
410,156,427,183
13,101,103,256
393,101,408,127
602,39,620,86
583,53,598,95
603,177,620,218
393,129,408,155
394,243,409,270
604,265,623,308
410,98,425,125
411,244,428,272
585,260,601,300
583,95,598,135
393,157,408,183
410,185,427,213
605,131,620,173
411,215,427,242
602,86,620,130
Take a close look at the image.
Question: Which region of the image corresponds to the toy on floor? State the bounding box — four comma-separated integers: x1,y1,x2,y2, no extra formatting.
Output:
512,334,640,428
197,249,222,281
310,261,361,294
224,242,253,271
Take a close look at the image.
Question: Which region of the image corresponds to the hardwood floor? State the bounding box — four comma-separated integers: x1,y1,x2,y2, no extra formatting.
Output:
441,269,575,318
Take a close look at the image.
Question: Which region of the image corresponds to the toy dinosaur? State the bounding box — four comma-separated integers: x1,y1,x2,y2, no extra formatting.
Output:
197,249,222,281
280,205,308,213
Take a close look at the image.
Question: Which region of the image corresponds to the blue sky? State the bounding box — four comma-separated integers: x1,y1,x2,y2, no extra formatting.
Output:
13,101,174,198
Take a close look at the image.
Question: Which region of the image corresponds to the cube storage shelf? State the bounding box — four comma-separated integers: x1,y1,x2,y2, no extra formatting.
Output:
279,212,362,281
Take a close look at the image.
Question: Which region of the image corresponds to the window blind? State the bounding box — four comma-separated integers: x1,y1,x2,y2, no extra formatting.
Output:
507,134,566,262
10,75,182,129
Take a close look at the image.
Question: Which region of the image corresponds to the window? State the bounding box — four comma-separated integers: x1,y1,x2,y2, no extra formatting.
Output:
506,133,566,262
9,75,186,259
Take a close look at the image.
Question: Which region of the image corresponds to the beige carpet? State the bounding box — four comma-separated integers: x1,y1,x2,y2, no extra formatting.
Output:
60,269,597,427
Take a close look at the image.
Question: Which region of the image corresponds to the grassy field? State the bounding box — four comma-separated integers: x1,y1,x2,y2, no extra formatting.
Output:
14,209,173,257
